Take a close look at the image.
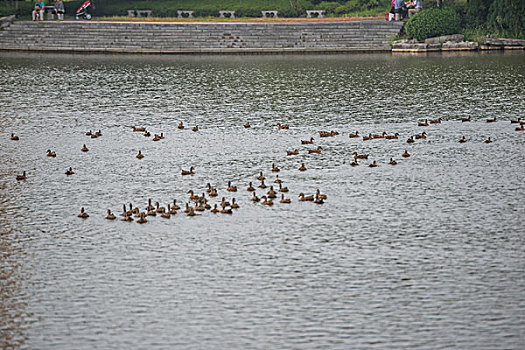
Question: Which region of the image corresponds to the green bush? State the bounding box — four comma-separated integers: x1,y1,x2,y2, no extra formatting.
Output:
0,2,32,18
405,8,461,41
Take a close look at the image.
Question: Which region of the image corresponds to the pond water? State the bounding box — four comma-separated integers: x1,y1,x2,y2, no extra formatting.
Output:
0,51,524,349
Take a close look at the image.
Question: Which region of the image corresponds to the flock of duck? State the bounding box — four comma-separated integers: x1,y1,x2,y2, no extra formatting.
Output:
11,117,523,222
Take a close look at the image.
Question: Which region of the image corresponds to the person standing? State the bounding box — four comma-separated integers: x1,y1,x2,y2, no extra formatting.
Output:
408,0,422,18
53,0,65,21
32,0,45,21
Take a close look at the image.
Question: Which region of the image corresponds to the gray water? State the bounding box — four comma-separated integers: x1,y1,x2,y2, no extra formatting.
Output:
0,51,524,349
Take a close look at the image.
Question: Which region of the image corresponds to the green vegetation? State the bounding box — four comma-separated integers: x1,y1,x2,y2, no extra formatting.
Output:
405,8,461,41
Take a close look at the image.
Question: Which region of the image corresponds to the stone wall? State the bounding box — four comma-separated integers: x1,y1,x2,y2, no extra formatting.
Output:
0,20,403,54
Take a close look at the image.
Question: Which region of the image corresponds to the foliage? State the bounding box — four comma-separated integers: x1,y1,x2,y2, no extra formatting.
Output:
487,0,524,38
405,8,461,41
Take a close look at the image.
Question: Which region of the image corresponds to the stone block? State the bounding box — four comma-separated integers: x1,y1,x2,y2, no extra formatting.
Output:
425,34,464,44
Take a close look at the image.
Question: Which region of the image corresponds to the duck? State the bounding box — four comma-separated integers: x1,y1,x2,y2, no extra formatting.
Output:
161,208,171,219
287,149,299,156
137,213,148,223
172,199,181,211
220,197,231,208
246,182,255,192
178,122,184,129
147,208,157,216
209,187,218,197
280,194,291,204
484,137,492,143
106,209,116,220
261,196,274,206
16,171,27,181
350,159,359,167
78,207,89,219
133,126,146,132
155,202,166,213
126,203,135,216
406,136,415,144
330,131,339,136
362,133,373,141
169,203,178,215
373,132,386,139
298,193,314,201
194,202,206,212
385,133,399,140
267,186,277,198
486,117,496,123
136,150,144,159
429,118,442,124
90,133,98,139
65,167,75,176
244,122,251,128
314,196,324,205
301,137,314,144
352,152,368,159
316,189,327,200
271,163,280,172
257,171,265,181
227,181,237,192
369,161,378,168
298,163,307,171
153,134,161,141
159,133,165,139
415,132,427,140
181,167,195,176
187,190,199,201
95,130,102,137
461,116,471,122
277,123,289,130
211,204,220,213
308,146,322,154
274,175,283,184
402,150,410,158
85,130,92,136
251,192,260,202
221,207,233,214
121,214,134,222
143,131,151,137
510,118,521,124
349,131,359,138
120,204,128,217
418,119,429,126
46,149,56,157
458,136,467,143
231,198,240,209
389,158,397,165
516,125,525,131
10,133,19,141
81,144,89,152
192,125,199,132
146,198,155,211
258,179,267,189
184,203,191,214
279,183,289,193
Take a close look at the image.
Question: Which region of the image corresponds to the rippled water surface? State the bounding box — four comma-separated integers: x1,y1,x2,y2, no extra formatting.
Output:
1,51,524,349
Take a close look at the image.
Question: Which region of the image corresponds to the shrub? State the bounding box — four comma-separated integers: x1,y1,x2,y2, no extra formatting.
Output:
405,8,461,41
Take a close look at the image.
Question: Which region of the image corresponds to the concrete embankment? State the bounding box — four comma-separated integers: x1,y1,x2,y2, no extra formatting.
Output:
0,19,403,54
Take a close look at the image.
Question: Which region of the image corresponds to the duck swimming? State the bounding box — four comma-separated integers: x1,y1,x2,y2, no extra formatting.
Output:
192,125,199,132
271,163,280,172
369,161,378,168
484,137,492,143
280,194,291,204
81,144,89,152
274,175,282,184
353,152,368,159
231,198,240,209
10,133,19,141
211,204,220,213
389,158,397,165
106,209,116,220
301,137,314,144
133,126,146,132
144,131,151,137
16,171,26,181
308,146,322,154
46,149,56,157
279,183,289,193
178,122,184,129
244,122,251,128
65,167,75,176
277,123,290,130
287,149,299,156
461,116,471,122
247,182,255,192
181,167,195,176
136,150,144,159
458,136,467,143
227,181,237,192
137,213,148,223
298,163,307,171
267,186,277,199
349,131,359,138
298,193,314,201
418,119,429,126
402,150,410,158
257,171,265,181
251,192,260,202
261,196,274,206
78,207,89,219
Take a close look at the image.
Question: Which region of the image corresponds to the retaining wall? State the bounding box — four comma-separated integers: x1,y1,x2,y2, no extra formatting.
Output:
0,20,404,54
